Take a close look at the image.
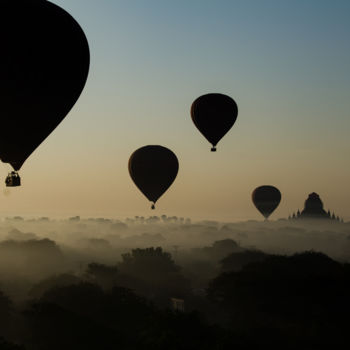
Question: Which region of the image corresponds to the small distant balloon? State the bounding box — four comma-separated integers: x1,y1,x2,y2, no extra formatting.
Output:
252,185,281,220
128,145,179,209
191,93,238,151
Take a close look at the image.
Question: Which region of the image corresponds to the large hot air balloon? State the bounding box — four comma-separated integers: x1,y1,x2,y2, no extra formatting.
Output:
252,185,281,220
128,146,179,209
0,0,90,186
191,93,238,151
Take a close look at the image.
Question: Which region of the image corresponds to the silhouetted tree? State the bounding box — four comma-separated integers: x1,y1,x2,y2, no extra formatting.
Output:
23,301,124,350
6,229,37,241
208,251,350,346
0,338,25,350
192,239,242,261
118,247,190,305
29,274,80,299
0,291,13,338
21,282,241,349
85,263,118,290
120,247,180,275
220,249,268,272
0,239,63,278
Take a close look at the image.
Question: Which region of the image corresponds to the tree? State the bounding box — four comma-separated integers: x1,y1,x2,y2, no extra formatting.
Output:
120,247,180,275
220,249,268,272
0,338,25,350
118,247,190,305
207,251,350,345
23,283,238,350
85,263,118,290
29,274,81,299
0,291,13,338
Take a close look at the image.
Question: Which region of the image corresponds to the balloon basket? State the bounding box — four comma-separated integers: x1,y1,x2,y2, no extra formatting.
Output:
151,204,155,210
5,171,21,187
211,147,217,152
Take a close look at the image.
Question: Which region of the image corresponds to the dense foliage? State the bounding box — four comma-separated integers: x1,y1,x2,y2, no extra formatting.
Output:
1,244,350,349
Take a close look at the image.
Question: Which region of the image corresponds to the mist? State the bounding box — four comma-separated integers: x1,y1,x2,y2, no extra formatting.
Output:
0,215,349,302
0,215,349,348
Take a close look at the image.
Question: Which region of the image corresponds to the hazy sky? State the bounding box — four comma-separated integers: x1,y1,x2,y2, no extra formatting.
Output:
2,0,350,221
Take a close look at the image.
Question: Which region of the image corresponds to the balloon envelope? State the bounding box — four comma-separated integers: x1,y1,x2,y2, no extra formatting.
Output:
191,93,238,151
0,0,90,170
128,146,179,207
252,185,281,219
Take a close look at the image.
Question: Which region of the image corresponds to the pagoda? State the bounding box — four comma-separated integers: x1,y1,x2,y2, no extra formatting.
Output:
288,192,343,222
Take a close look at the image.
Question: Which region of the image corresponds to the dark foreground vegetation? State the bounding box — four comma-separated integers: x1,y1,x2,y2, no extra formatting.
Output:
1,217,350,348
1,249,350,348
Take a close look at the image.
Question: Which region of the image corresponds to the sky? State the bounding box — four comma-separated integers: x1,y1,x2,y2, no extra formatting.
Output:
2,0,350,221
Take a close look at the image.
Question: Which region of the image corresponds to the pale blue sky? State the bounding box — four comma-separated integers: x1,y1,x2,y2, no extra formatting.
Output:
2,0,350,220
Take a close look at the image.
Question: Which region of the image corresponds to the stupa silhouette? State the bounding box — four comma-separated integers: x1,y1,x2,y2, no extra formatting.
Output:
289,192,342,222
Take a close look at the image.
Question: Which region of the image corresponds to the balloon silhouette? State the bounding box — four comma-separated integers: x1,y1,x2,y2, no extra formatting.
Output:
191,93,238,151
128,146,179,209
0,0,90,184
252,185,281,220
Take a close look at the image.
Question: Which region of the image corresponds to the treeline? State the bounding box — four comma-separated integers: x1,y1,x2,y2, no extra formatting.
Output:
0,246,350,348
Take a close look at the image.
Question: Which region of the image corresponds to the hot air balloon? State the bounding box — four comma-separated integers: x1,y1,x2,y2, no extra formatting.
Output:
0,0,90,186
191,93,238,151
252,185,281,220
128,146,179,209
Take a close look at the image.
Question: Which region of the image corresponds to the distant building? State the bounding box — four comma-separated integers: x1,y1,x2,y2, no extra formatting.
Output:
289,192,342,221
171,298,185,312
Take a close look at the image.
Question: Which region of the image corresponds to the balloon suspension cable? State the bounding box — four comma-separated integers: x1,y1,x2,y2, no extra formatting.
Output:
211,146,217,152
151,203,155,210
